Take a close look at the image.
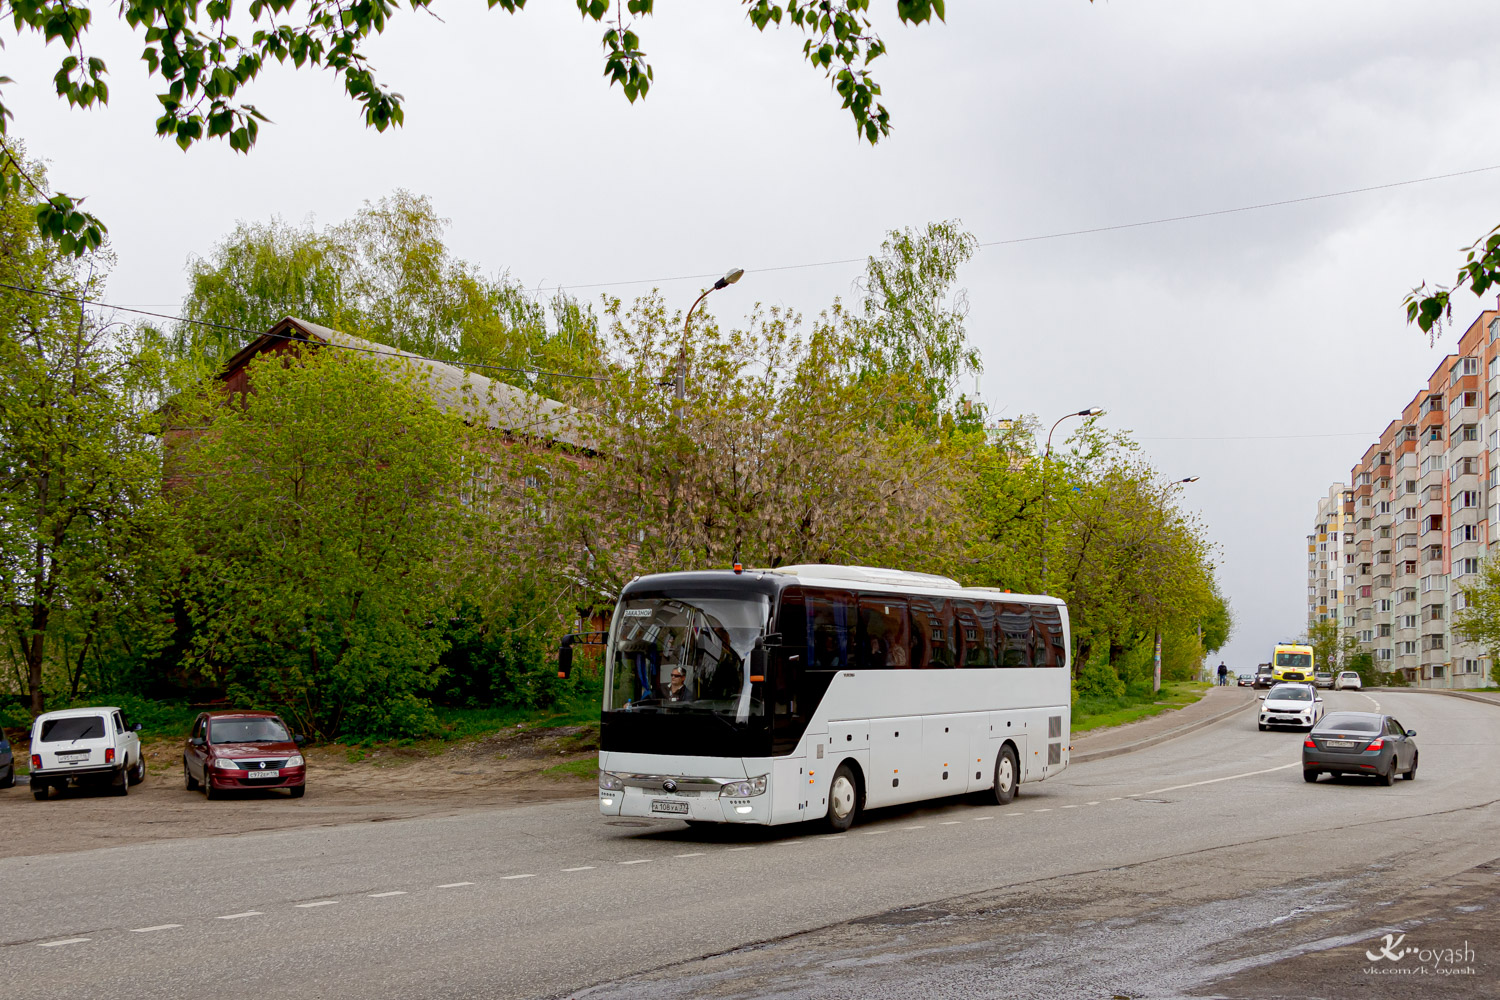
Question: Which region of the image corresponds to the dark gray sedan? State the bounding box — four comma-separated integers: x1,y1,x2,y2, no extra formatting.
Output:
1302,712,1417,786
0,737,12,788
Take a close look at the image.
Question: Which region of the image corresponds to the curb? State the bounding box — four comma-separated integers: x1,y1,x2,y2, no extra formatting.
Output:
1071,693,1256,765
1366,687,1500,709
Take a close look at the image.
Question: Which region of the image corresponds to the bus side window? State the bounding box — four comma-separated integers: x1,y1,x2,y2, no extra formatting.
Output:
857,597,910,669
1031,604,1066,668
997,604,1033,668
801,588,852,670
954,599,997,668
910,598,954,668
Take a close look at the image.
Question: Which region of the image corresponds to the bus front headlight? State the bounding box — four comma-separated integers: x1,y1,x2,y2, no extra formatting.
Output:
719,775,768,798
599,771,625,791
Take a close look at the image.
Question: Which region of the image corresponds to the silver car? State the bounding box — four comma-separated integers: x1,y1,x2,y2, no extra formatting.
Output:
1333,670,1363,690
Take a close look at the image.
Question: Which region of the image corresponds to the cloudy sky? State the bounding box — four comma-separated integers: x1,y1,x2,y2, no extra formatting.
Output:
7,0,1500,666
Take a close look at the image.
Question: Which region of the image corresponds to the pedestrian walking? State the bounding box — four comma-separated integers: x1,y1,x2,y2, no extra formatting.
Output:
1217,662,1229,687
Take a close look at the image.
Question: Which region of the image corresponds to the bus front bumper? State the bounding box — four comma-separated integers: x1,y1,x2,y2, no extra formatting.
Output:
600,781,772,825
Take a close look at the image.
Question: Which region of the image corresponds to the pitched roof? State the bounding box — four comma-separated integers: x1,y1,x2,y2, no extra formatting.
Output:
219,317,592,451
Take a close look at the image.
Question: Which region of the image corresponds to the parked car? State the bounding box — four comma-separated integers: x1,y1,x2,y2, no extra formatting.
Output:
1253,664,1275,689
1313,671,1334,689
0,737,13,788
1303,711,1417,785
1237,673,1253,687
184,711,307,799
29,706,144,800
1258,683,1325,730
1334,671,1363,691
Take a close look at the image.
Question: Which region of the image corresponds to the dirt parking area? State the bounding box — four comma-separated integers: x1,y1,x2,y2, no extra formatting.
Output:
0,725,599,859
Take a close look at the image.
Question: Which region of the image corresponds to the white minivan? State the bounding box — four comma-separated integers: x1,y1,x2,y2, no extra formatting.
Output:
29,706,145,800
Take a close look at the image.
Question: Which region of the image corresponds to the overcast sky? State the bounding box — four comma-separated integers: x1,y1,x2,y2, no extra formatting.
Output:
7,1,1500,666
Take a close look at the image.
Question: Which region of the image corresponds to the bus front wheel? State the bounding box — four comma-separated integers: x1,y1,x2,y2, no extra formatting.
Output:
824,763,861,832
992,745,1019,805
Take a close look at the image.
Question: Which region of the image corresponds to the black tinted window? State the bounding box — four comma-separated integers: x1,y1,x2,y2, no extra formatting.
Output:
857,597,911,669
953,600,997,668
1315,714,1379,732
910,598,954,668
39,716,106,742
996,604,1033,668
1032,604,1066,668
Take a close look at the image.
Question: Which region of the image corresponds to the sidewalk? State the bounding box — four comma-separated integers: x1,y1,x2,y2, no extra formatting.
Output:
1071,684,1255,764
1368,686,1500,708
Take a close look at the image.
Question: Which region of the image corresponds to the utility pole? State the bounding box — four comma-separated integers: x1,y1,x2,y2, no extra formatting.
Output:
674,268,744,421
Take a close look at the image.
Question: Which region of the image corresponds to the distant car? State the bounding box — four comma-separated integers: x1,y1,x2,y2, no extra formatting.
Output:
1237,673,1253,687
0,737,13,788
184,711,307,799
29,706,144,800
1313,671,1334,689
1258,683,1325,730
1253,666,1275,689
1303,711,1417,785
1334,671,1363,691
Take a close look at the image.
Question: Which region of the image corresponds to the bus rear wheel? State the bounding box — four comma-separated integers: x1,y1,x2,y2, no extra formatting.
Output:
823,763,860,833
992,745,1019,805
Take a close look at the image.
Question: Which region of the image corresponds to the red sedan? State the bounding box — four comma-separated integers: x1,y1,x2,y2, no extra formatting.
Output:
183,711,307,798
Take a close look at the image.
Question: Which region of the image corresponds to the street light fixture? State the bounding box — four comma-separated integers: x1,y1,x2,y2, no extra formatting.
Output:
1040,407,1104,588
675,268,745,412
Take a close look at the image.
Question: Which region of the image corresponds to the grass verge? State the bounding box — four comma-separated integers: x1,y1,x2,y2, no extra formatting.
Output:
1073,681,1211,734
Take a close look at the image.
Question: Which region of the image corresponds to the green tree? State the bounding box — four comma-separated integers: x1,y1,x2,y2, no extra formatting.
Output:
1452,556,1500,687
174,192,603,391
0,152,173,715
1,2,951,253
175,347,470,739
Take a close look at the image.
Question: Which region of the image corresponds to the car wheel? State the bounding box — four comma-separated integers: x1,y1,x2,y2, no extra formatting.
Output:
1303,769,1319,783
822,763,860,833
1380,762,1397,787
113,768,129,796
288,784,306,799
991,745,1019,805
203,772,217,800
184,759,199,791
1258,723,1267,731
1404,752,1418,781
129,755,146,786
0,764,13,789
31,781,48,801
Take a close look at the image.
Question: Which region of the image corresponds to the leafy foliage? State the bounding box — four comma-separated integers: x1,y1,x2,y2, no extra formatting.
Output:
1406,223,1500,336
1452,555,1500,687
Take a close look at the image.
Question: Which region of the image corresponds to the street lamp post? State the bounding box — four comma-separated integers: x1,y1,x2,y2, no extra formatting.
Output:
1039,407,1104,590
1154,475,1201,693
674,268,744,417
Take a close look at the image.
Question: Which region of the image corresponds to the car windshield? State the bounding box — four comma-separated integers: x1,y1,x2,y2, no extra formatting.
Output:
605,594,770,722
1315,714,1379,732
1269,686,1312,701
209,717,291,744
1339,672,1359,679
1275,652,1312,668
38,716,106,742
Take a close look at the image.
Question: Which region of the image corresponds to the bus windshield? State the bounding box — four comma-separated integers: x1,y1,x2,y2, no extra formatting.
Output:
1275,652,1312,668
606,594,770,722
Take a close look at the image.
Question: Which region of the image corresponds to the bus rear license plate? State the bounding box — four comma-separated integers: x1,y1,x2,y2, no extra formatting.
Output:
651,799,689,815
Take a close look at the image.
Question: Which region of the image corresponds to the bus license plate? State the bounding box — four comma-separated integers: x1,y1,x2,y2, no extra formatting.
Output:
651,799,689,815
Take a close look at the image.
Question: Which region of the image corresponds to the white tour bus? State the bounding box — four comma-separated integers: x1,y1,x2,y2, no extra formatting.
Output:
566,564,1072,831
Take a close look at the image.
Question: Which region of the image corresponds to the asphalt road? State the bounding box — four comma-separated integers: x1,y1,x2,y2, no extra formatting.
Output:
3,689,1498,1000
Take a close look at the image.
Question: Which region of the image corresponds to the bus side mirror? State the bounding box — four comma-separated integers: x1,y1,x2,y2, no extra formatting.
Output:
750,637,767,684
558,636,574,680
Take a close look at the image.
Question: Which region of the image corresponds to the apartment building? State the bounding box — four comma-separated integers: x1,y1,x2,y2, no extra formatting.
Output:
1306,483,1350,625
1337,306,1499,688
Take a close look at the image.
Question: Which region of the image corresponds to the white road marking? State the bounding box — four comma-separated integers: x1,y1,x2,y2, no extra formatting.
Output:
559,867,595,872
1144,761,1301,796
218,911,262,920
437,882,475,887
905,825,927,830
940,820,962,825
1358,692,1382,713
860,830,887,836
1107,797,1123,801
673,852,706,858
368,891,407,898
501,874,537,880
973,815,994,821
1086,801,1100,806
1004,811,1024,817
1033,808,1052,813
129,924,182,933
725,846,755,852
295,901,338,908
37,937,90,947
1061,804,1079,809
618,860,651,865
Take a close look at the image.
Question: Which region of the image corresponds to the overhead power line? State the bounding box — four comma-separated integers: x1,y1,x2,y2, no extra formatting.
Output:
517,163,1500,296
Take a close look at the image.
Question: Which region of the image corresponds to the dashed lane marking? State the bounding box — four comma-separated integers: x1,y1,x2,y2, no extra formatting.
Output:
129,924,181,933
905,825,927,830
368,891,407,898
295,901,338,908
940,820,962,825
437,882,475,888
1032,808,1052,813
973,815,993,821
860,830,887,836
673,852,706,858
501,874,537,880
559,867,595,872
618,860,651,865
218,911,262,920
37,938,90,947
1107,797,1123,801
1143,761,1300,796
1061,805,1078,809
725,846,755,852
1086,801,1100,806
